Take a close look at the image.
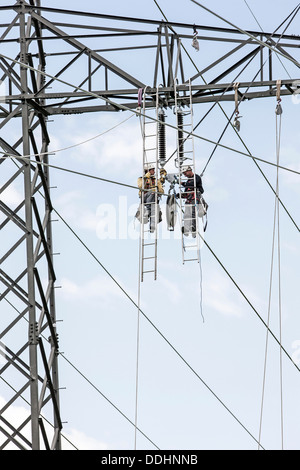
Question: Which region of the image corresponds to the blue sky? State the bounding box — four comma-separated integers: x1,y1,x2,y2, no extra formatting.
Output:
1,0,300,450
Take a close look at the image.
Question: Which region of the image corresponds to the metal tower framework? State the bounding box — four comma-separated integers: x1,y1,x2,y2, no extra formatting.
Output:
0,0,299,450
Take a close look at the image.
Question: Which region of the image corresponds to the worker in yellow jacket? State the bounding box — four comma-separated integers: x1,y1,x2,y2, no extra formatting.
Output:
137,164,167,232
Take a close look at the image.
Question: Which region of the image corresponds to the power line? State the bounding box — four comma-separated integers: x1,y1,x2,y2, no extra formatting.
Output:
50,194,300,446
52,204,265,448
190,0,300,68
1,4,299,449
1,153,299,191
58,353,160,450
1,47,299,242
152,0,300,235
243,0,264,31
5,153,298,376
0,53,299,178
0,295,159,450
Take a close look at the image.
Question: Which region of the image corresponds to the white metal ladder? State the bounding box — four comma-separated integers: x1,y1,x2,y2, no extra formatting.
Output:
174,78,200,264
139,87,161,281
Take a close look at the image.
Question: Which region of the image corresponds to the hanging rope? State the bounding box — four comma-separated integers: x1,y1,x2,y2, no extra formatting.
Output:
258,83,284,450
134,222,142,450
191,25,200,51
276,80,283,116
275,85,284,450
233,82,242,132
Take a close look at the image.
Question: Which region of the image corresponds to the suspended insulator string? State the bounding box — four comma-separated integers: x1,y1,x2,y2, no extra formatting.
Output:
158,109,166,165
177,110,184,165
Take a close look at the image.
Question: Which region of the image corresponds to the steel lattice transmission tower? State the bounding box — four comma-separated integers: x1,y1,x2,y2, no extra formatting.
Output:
0,0,299,450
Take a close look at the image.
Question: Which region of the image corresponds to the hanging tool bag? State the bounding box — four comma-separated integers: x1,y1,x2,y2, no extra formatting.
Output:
166,193,177,231
198,195,208,218
135,204,149,224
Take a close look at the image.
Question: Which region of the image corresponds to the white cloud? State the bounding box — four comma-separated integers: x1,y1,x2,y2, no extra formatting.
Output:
0,185,23,225
0,184,23,206
280,145,300,194
55,190,98,231
159,275,183,304
59,276,124,303
53,115,143,179
61,428,108,450
0,395,108,450
203,269,245,317
0,395,32,450
201,171,229,203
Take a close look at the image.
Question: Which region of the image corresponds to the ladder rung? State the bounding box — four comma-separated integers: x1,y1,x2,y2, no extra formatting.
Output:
145,147,157,151
143,270,156,274
144,242,156,246
184,258,199,262
143,256,156,260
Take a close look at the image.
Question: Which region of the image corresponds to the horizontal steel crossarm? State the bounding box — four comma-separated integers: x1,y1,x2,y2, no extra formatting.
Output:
29,10,145,89
1,79,298,116
19,5,300,44
2,78,297,99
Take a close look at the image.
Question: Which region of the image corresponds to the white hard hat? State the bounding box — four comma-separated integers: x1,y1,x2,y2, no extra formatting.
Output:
144,163,155,171
181,165,192,174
